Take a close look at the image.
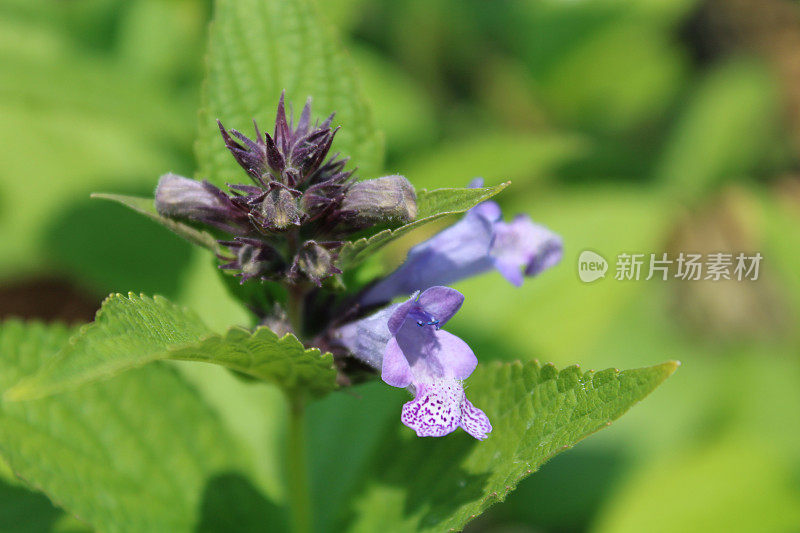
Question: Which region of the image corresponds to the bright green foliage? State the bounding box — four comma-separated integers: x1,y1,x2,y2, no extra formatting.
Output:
0,321,264,533
91,193,223,254
6,294,336,402
195,0,384,187
343,360,678,532
338,182,509,268
169,326,337,398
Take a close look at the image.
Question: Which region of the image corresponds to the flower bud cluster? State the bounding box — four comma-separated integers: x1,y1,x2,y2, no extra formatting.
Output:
155,93,417,286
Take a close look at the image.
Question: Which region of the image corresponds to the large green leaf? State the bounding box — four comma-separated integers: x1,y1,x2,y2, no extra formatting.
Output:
91,193,223,255
195,0,383,187
6,293,336,402
0,320,280,532
337,183,509,268
343,359,678,532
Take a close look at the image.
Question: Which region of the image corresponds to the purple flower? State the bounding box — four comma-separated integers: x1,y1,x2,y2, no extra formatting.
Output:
360,179,562,306
336,286,492,440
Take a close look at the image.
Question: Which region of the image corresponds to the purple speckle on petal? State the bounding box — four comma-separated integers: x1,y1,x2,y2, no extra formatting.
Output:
401,381,464,437
459,398,492,440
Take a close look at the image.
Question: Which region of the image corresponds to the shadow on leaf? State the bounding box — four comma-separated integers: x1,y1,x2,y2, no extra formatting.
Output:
196,472,287,533
0,477,64,533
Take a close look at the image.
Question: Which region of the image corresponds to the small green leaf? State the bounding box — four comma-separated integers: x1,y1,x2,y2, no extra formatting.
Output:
338,183,509,268
91,193,222,254
6,293,336,402
0,320,266,532
196,0,383,187
343,359,678,532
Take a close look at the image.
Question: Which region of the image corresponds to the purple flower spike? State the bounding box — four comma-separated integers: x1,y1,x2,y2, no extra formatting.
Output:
336,286,492,440
360,180,562,305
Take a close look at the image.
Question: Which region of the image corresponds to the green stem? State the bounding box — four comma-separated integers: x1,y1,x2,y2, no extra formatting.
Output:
288,397,312,533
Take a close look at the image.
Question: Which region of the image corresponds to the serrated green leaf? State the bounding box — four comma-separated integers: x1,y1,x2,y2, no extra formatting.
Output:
169,325,337,399
343,359,678,532
338,183,509,268
196,0,383,188
91,193,222,254
0,320,275,532
6,293,336,402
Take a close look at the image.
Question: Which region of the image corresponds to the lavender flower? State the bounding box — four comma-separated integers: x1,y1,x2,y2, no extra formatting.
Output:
360,179,562,305
336,286,492,440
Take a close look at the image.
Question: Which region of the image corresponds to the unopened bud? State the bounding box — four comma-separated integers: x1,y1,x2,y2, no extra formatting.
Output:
260,186,302,230
155,173,247,233
156,174,220,217
340,175,417,227
292,241,342,286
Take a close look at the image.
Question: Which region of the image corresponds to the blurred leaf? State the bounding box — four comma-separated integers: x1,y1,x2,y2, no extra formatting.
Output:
91,193,222,254
540,23,686,133
338,183,508,268
174,361,289,503
349,44,438,157
173,252,289,502
0,10,195,278
757,186,800,330
502,2,686,133
197,472,288,533
0,320,272,532
592,436,800,533
654,60,780,198
116,0,207,83
316,0,369,31
343,359,678,532
44,193,195,299
0,476,64,533
478,444,627,532
196,0,383,187
7,293,336,402
307,381,406,533
175,249,253,332
400,133,584,191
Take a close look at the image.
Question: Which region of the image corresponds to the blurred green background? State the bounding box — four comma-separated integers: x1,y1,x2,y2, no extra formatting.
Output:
1,0,799,531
